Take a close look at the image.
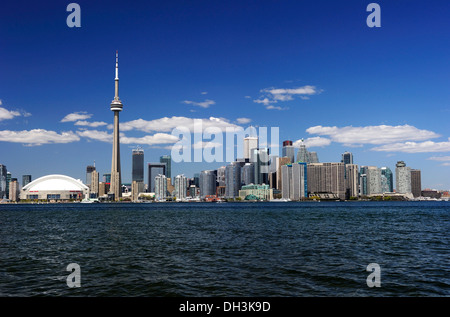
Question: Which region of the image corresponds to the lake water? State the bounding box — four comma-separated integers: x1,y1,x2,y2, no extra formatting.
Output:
0,201,449,296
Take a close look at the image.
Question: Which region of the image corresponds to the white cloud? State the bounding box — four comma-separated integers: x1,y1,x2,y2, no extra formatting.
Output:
293,137,332,148
266,105,287,111
76,129,179,146
121,133,179,145
76,129,112,143
182,99,215,108
61,111,92,122
201,92,208,95
441,162,450,166
372,138,450,153
254,85,321,108
428,156,450,161
0,107,21,121
0,129,80,146
236,118,252,124
118,116,241,133
306,124,440,145
74,120,108,128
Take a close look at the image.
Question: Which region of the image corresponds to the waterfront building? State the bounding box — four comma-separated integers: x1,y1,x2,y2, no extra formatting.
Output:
366,166,382,195
20,174,89,201
381,167,393,193
345,164,359,199
6,172,11,199
22,175,32,188
396,161,412,194
281,163,307,200
282,140,295,165
199,170,217,199
90,170,99,198
411,169,422,197
132,147,144,183
359,166,368,196
0,164,7,199
131,180,145,201
174,174,188,200
307,163,345,200
148,163,166,193
239,184,273,201
225,162,241,198
9,178,19,202
154,174,167,200
160,155,172,180
109,51,124,201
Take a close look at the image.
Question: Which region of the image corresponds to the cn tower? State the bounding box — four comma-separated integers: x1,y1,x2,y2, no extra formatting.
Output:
109,51,123,200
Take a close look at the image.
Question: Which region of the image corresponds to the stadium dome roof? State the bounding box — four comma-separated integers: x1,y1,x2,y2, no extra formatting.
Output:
22,174,89,192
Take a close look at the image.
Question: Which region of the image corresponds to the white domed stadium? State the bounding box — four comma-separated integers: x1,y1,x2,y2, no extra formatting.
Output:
20,174,89,201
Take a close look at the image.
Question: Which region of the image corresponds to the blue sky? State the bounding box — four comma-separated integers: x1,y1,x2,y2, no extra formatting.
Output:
0,0,449,189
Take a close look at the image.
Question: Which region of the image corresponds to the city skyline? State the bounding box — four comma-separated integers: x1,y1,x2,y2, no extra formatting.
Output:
0,1,449,189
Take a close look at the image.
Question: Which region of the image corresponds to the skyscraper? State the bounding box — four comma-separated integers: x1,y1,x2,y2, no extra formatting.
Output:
154,174,167,200
160,155,172,180
296,139,309,163
381,167,393,193
86,165,95,187
282,140,295,164
308,151,319,163
281,162,307,200
174,174,188,200
396,161,411,194
199,170,217,198
411,169,422,197
217,166,226,187
0,164,7,199
307,163,346,200
251,148,269,185
366,166,382,195
243,136,258,160
341,151,353,165
90,170,99,198
110,51,124,201
6,172,11,199
242,163,255,186
22,175,32,188
359,166,368,196
345,164,359,199
9,178,19,202
103,173,111,183
132,147,144,183
276,156,291,190
148,163,166,193
225,162,241,198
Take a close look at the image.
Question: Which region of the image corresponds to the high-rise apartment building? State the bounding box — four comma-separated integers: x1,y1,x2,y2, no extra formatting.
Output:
174,174,188,200
345,164,359,199
411,169,422,197
154,174,167,200
281,162,308,200
148,163,166,193
6,172,11,199
366,166,382,195
276,157,292,190
217,166,226,187
132,147,144,183
359,166,368,196
9,178,19,202
90,170,99,198
381,167,393,193
282,140,295,164
396,161,411,194
241,163,255,186
0,164,7,199
307,163,346,200
225,162,241,198
160,155,172,180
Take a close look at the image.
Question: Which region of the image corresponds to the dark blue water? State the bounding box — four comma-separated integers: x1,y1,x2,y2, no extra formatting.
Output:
0,201,449,296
